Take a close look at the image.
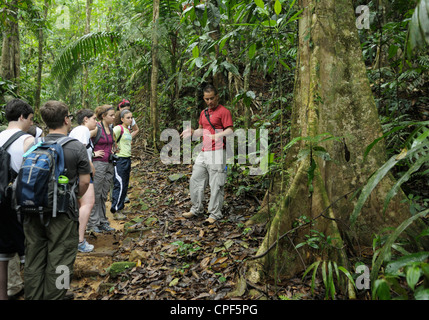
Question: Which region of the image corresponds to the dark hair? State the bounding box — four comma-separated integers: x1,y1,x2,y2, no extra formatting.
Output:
76,108,94,125
203,84,218,95
118,99,130,110
5,99,34,122
40,100,69,130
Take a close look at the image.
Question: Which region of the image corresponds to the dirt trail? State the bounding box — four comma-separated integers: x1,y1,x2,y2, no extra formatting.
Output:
69,156,311,300
71,202,124,299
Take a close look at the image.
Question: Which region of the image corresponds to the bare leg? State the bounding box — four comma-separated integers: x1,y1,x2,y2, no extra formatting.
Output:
78,183,95,242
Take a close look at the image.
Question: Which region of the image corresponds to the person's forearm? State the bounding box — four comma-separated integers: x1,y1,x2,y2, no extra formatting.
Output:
193,128,204,138
217,127,233,138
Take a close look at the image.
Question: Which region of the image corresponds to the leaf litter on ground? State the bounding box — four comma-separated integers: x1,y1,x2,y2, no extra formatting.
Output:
71,153,314,300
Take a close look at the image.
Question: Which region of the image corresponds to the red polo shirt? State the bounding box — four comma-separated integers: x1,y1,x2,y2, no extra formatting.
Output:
199,104,233,151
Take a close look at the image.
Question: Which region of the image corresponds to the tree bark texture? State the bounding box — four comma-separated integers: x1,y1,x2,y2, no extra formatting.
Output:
82,0,92,109
150,0,160,150
1,0,20,87
246,0,422,284
35,0,49,114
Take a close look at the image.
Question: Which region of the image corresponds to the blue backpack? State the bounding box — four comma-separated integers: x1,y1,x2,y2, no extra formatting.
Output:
14,136,77,225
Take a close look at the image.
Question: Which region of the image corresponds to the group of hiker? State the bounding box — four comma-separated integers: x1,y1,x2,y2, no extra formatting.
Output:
0,83,234,300
0,98,136,300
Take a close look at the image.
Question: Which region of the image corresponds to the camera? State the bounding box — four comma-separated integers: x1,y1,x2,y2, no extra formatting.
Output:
109,153,119,165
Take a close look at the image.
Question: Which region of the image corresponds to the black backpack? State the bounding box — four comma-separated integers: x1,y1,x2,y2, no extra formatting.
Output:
0,131,27,206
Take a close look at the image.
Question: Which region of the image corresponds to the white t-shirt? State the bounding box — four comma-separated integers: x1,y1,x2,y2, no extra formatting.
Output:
69,125,93,161
0,129,32,173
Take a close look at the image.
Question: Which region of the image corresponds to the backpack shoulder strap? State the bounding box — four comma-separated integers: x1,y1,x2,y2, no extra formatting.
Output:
116,125,124,143
92,123,102,146
57,136,76,147
1,131,28,150
204,108,217,132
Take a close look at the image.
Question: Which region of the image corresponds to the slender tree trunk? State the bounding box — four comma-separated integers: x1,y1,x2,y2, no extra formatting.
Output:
245,0,425,287
34,0,49,114
243,38,251,130
150,0,160,151
1,0,21,91
82,0,92,109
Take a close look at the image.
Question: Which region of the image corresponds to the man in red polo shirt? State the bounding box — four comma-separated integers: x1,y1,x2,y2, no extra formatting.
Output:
181,85,233,224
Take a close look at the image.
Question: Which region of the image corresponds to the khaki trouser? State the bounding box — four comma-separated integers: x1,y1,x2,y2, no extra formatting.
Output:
7,254,23,296
89,161,114,228
190,149,227,220
23,213,78,300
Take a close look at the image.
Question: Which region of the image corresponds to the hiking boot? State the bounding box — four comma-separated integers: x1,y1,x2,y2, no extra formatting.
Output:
78,239,94,253
114,211,126,220
203,217,217,225
63,291,74,300
99,223,115,232
183,211,196,219
88,226,103,233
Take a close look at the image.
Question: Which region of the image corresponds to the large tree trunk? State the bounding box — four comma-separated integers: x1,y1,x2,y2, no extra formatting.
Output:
245,0,426,286
1,0,21,88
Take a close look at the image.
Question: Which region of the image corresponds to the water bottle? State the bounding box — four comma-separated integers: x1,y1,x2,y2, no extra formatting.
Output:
57,175,69,213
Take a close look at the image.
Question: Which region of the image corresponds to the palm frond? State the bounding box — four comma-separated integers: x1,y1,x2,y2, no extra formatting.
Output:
51,31,121,92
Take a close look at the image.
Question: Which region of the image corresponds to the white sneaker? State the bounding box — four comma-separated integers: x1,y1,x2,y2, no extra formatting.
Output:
78,239,94,253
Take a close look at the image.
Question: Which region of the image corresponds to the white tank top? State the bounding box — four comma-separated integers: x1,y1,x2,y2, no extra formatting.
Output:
0,128,32,173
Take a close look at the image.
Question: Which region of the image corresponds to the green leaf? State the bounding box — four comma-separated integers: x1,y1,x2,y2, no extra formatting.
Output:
195,57,203,68
350,142,428,226
406,265,421,291
321,261,328,298
417,228,429,241
383,154,429,215
373,279,391,300
278,58,290,70
248,42,257,59
219,36,229,52
385,252,429,275
51,31,120,92
338,266,357,289
254,0,265,9
287,8,303,23
192,45,200,58
414,288,429,300
261,19,277,27
274,0,282,15
302,261,320,295
364,121,429,160
221,61,239,75
370,209,429,285
328,261,335,299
